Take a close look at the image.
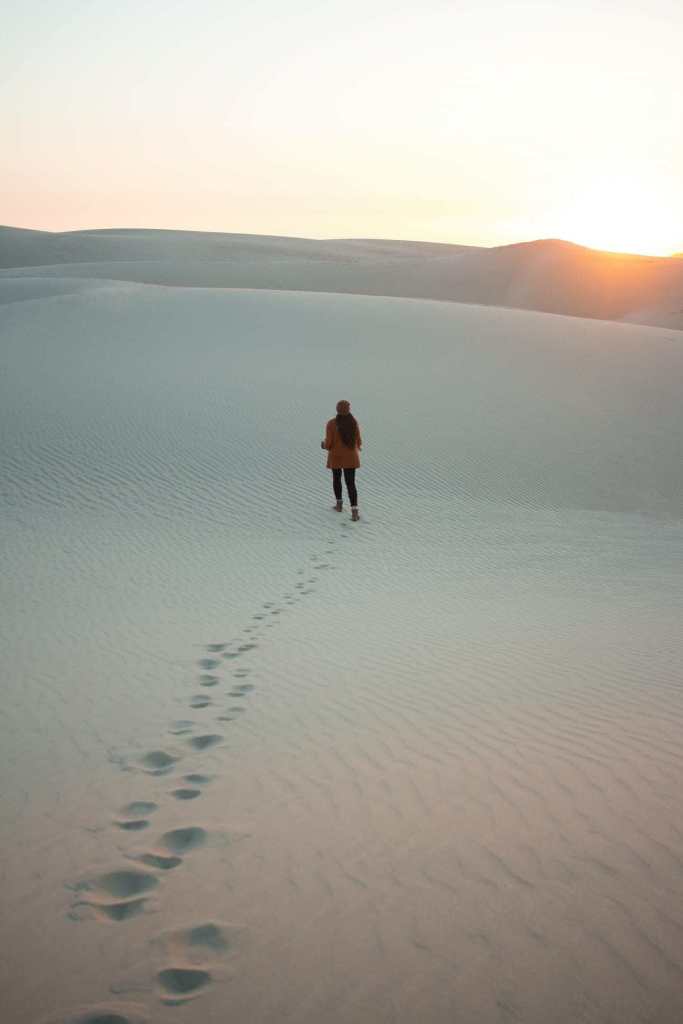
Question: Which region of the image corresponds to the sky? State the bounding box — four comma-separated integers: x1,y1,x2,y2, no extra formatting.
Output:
2,0,682,254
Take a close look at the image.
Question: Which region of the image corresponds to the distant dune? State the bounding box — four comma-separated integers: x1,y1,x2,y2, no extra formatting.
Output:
1,225,683,329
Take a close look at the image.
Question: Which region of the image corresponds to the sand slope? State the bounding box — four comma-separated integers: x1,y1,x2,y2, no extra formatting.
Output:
2,226,683,328
2,280,683,1023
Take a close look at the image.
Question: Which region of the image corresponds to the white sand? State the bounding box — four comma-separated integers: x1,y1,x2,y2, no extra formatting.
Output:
1,243,683,1024
2,227,683,329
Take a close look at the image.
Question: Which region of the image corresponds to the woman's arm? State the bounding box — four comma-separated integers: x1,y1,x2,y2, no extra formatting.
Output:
322,421,335,450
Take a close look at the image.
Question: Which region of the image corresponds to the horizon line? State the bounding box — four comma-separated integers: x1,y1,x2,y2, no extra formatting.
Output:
1,223,681,261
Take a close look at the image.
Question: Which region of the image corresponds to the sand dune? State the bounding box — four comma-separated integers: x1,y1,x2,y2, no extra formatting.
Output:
2,279,683,1023
0,226,471,270
2,226,683,328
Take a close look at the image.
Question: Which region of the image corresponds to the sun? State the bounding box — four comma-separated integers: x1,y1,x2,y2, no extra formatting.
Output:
551,176,679,257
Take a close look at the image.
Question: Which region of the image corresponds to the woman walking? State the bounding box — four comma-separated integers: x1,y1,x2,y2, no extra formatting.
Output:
321,400,362,521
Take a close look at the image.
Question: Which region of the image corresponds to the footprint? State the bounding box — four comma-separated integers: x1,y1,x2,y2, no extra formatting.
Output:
95,901,150,922
222,651,240,660
115,802,156,827
41,1002,149,1024
206,643,226,653
227,706,245,714
171,788,201,801
71,869,159,922
120,801,158,817
198,658,219,670
159,827,207,855
262,602,274,608
237,642,257,653
188,734,223,752
114,819,150,832
87,870,157,898
190,695,211,708
134,853,183,871
157,968,211,1005
184,773,211,785
152,921,242,1006
199,675,220,687
180,922,233,955
169,720,194,735
233,668,250,677
235,683,254,693
253,614,265,620
156,920,239,961
139,751,177,775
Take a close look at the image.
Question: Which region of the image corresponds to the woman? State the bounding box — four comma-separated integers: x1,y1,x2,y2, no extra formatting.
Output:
321,399,362,520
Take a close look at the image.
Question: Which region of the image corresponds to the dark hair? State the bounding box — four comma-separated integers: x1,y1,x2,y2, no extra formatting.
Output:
336,412,358,448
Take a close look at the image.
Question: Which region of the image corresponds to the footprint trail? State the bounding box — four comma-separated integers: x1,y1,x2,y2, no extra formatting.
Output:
71,526,344,1014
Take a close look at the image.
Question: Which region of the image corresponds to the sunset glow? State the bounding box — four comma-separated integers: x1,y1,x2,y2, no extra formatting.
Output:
2,1,682,255
549,174,681,257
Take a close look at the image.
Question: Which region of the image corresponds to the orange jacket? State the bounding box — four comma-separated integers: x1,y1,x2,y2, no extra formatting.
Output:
323,418,362,469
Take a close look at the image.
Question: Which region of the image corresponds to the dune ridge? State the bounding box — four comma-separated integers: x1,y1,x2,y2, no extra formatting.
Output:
2,225,683,328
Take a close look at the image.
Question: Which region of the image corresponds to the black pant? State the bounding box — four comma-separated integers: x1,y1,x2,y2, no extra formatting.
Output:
332,468,358,506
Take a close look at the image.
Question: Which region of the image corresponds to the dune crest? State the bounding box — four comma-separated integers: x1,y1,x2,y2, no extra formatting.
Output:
1,226,682,328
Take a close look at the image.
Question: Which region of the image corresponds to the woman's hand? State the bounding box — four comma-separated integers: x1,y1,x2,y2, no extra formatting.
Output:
320,440,326,449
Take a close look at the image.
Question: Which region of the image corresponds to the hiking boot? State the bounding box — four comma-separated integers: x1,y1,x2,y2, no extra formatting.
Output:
334,500,343,512
351,507,360,521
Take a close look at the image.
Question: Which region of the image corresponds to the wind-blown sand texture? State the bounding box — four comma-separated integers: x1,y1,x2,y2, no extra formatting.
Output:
2,226,683,329
1,241,683,1023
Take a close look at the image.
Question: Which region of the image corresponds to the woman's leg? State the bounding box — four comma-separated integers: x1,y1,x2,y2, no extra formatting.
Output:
343,468,358,507
332,468,343,501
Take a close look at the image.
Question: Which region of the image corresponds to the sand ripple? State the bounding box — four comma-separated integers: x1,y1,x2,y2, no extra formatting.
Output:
2,285,683,1023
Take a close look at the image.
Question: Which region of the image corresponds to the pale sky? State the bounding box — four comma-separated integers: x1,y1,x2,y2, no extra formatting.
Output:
2,0,682,254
